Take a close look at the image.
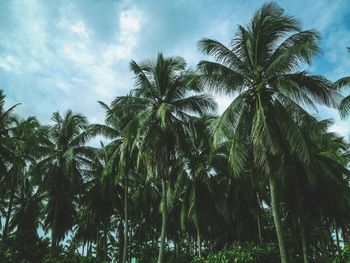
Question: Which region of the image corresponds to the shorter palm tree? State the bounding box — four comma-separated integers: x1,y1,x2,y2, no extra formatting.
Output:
89,100,137,263
2,117,45,239
0,90,19,233
33,110,93,258
335,47,350,118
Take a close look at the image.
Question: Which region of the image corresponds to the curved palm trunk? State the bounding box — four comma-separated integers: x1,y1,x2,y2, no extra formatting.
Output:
157,177,167,263
269,176,288,263
122,174,129,263
301,222,309,263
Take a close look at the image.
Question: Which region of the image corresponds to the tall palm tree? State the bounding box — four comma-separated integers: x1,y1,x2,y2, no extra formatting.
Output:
2,117,45,239
111,53,216,263
198,3,339,262
89,101,135,263
33,110,93,258
0,90,19,232
335,47,350,118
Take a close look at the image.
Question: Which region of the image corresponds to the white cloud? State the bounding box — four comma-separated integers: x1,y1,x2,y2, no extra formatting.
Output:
329,121,350,139
0,0,349,133
69,21,89,39
0,55,19,72
120,9,142,32
103,8,144,63
214,94,235,114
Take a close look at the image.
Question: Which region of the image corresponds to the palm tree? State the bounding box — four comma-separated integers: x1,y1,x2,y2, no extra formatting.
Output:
10,176,42,241
335,47,350,118
89,101,136,263
198,3,339,262
180,115,219,258
281,116,350,263
2,117,45,239
33,110,93,258
77,143,122,261
0,90,18,168
0,90,19,235
111,53,216,263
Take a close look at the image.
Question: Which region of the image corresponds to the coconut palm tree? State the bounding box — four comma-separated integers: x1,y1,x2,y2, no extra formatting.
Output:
76,143,122,261
33,110,93,258
0,90,18,168
2,117,46,239
9,176,42,241
198,3,340,262
281,116,350,263
180,115,219,258
111,53,216,263
89,101,136,263
0,90,19,233
335,47,350,118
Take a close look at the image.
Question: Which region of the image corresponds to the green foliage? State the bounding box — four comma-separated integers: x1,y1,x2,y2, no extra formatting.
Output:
332,245,350,263
192,243,279,263
134,244,192,263
42,255,103,263
0,234,49,263
0,2,350,263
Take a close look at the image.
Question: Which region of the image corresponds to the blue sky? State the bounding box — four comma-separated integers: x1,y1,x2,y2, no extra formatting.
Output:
0,0,350,136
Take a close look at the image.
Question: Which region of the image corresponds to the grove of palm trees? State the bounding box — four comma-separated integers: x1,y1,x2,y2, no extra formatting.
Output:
1,2,350,263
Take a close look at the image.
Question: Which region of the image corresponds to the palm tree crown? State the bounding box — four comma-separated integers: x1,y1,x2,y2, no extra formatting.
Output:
111,53,216,263
198,2,340,262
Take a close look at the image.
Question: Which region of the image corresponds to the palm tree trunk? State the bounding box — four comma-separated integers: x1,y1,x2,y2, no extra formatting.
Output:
300,222,309,263
269,176,288,263
235,187,241,242
335,222,340,249
342,224,348,244
174,239,178,256
122,174,129,263
197,227,202,258
157,177,167,263
82,241,86,256
257,212,263,244
51,207,59,258
129,223,132,263
51,238,59,258
87,241,90,256
97,228,101,259
104,226,108,260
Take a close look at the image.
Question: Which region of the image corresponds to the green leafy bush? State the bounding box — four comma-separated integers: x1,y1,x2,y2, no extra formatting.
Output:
134,244,192,263
192,243,279,263
332,245,350,263
0,233,49,263
42,255,103,263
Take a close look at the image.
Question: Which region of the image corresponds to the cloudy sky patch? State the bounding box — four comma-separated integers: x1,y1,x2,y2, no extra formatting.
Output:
0,0,349,136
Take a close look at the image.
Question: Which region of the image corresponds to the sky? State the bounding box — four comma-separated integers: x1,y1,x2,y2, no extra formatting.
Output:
0,0,350,136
